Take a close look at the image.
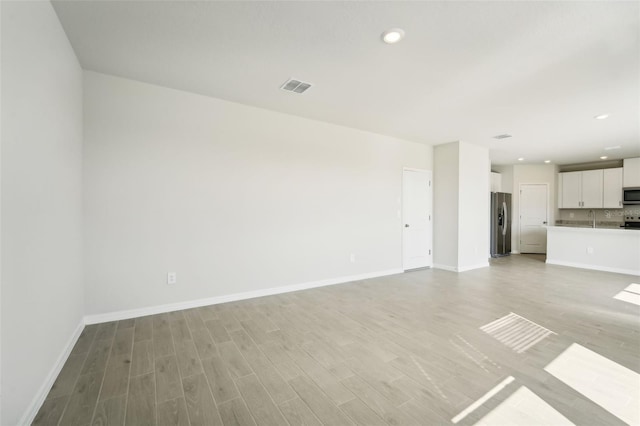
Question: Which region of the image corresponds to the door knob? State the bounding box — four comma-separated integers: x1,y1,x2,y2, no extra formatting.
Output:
405,224,410,227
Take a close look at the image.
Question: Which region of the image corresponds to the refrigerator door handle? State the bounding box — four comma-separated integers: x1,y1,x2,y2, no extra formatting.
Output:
502,201,508,236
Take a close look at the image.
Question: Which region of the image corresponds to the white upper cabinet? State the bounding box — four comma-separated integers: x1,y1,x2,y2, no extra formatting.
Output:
603,168,623,208
490,172,502,192
560,169,604,208
623,157,640,187
561,171,582,208
581,169,603,208
557,173,563,208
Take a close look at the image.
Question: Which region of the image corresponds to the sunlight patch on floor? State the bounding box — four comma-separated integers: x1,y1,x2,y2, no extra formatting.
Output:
473,386,574,426
480,312,556,353
544,343,640,426
613,283,640,307
451,376,514,424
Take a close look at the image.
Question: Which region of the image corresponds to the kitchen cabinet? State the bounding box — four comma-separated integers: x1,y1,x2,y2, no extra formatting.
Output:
562,171,581,208
581,170,603,208
560,170,603,208
557,173,563,208
490,172,502,192
603,168,623,208
623,157,640,187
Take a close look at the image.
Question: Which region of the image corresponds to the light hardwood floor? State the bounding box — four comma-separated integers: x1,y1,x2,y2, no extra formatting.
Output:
34,255,640,425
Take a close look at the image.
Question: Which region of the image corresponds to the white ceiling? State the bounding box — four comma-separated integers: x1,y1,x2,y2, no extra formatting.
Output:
51,0,639,165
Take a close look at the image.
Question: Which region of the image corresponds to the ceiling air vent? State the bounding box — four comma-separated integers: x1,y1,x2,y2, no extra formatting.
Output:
281,78,312,94
493,134,512,139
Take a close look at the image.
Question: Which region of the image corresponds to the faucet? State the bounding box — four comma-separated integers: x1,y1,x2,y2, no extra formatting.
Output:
589,210,596,228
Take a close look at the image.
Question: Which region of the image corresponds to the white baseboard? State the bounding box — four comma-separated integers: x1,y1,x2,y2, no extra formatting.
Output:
433,264,457,272
545,259,640,276
511,250,521,254
84,268,404,324
434,263,490,272
20,319,85,426
457,262,490,272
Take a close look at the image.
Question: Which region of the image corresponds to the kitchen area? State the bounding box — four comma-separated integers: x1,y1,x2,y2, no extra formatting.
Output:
547,157,640,275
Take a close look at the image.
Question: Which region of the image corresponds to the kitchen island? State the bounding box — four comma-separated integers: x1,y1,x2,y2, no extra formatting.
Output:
546,226,640,275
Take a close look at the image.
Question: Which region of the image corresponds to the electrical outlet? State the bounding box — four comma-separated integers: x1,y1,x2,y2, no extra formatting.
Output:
167,272,177,285
586,247,594,255
569,213,575,218
350,253,356,263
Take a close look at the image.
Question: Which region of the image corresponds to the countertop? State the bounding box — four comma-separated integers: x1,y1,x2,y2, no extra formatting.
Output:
546,225,638,235
552,224,626,230
553,220,626,230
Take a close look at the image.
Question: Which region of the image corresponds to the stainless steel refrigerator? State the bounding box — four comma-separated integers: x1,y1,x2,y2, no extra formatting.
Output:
490,192,511,257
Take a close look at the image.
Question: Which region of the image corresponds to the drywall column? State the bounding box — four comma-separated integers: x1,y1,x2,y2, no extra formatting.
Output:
434,141,490,271
1,2,84,424
433,143,459,269
458,142,490,269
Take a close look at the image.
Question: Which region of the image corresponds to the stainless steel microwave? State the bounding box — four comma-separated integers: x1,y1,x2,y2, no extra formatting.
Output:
623,187,640,205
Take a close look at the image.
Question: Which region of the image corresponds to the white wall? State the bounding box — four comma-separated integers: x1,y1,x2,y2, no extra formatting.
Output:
1,2,84,424
511,164,557,253
433,141,489,271
458,142,490,269
83,71,431,316
1,3,3,423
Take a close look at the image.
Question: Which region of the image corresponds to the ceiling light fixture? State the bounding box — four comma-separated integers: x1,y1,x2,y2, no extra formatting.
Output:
594,114,609,120
604,145,621,151
381,28,405,44
518,158,524,161
544,160,551,164
600,156,608,160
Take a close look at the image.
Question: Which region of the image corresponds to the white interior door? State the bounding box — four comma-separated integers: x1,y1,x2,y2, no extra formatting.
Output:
402,169,432,270
519,184,548,254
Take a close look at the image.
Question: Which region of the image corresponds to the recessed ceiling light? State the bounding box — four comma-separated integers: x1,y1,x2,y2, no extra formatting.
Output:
600,156,608,160
544,160,551,163
518,158,524,161
381,28,405,44
594,114,609,120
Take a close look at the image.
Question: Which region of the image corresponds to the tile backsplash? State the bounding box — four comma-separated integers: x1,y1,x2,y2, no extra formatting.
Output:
556,207,640,227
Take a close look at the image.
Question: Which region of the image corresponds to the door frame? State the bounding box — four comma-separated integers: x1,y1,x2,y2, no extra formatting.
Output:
402,167,433,270
518,183,549,254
